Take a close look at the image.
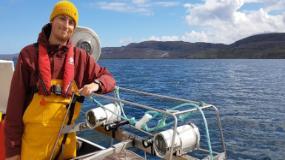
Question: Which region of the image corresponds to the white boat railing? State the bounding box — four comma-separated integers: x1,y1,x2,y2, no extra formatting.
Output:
76,86,227,160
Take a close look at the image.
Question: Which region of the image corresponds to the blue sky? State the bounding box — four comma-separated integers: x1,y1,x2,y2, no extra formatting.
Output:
1,0,285,54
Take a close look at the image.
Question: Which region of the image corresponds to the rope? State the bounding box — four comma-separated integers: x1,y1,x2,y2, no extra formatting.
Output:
89,87,137,125
114,86,128,119
194,103,213,160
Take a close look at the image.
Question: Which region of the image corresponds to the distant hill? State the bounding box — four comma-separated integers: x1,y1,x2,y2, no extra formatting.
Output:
1,33,285,59
101,33,285,59
0,54,18,61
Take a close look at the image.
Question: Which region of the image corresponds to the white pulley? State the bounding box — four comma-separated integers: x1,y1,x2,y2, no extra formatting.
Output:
153,123,200,158
86,103,121,128
71,26,101,61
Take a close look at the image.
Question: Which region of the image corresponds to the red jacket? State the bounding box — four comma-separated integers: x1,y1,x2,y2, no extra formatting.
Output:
4,24,116,157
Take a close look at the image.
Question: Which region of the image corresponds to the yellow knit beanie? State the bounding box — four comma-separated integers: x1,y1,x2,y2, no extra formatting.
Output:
50,0,79,26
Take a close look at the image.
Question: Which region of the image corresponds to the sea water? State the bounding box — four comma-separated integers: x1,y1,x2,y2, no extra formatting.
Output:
79,59,285,160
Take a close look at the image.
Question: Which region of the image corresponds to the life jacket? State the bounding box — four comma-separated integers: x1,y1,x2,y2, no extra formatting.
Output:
38,43,74,97
21,44,82,160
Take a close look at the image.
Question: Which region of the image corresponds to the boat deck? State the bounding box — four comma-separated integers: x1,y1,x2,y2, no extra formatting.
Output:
103,150,144,160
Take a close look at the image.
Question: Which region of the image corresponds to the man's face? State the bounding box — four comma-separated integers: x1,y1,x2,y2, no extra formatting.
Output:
50,15,75,42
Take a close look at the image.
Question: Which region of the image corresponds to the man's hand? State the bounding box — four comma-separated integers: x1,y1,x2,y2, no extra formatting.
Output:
79,82,100,97
6,155,20,160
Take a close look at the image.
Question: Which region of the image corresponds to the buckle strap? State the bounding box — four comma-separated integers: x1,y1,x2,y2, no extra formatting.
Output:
33,84,62,95
51,84,62,96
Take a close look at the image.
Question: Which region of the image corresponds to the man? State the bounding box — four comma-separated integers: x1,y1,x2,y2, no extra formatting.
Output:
5,1,116,159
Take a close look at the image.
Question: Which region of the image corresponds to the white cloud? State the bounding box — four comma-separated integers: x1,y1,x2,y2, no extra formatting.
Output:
119,37,135,46
264,1,285,13
148,35,180,41
185,0,244,25
132,0,147,5
181,31,209,42
145,31,208,43
97,2,129,12
180,0,285,44
96,2,152,15
95,0,180,16
97,0,285,45
155,2,180,7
